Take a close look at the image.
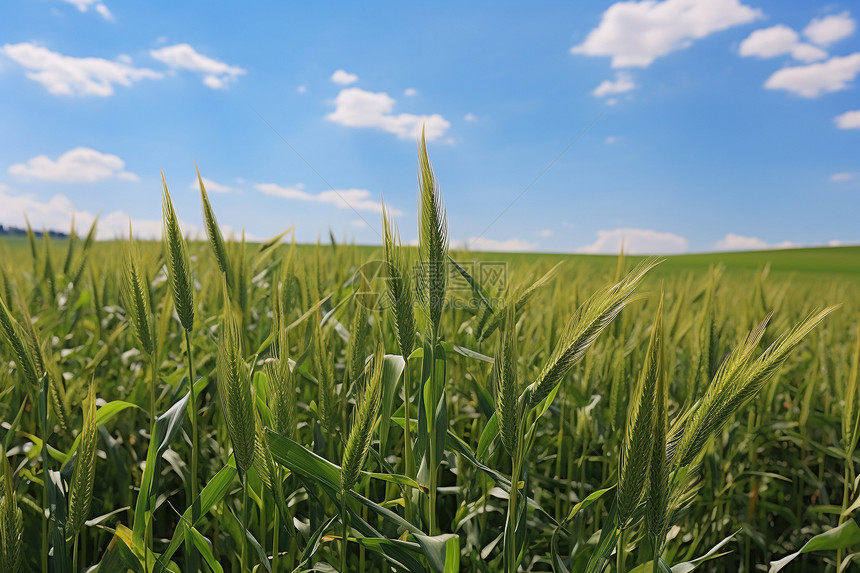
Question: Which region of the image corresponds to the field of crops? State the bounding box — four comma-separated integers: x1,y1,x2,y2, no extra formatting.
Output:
0,141,859,573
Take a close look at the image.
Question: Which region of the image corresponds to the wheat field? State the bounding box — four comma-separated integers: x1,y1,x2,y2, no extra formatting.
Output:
1,138,859,572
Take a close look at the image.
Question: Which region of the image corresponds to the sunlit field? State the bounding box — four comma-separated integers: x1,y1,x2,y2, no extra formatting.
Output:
0,140,858,573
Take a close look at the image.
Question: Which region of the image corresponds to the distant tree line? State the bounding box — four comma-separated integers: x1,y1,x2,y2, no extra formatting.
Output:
0,224,69,238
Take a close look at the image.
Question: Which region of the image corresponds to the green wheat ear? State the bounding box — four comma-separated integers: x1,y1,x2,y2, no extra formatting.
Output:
0,445,23,573
671,305,839,469
417,127,449,339
0,294,40,389
121,224,156,356
67,379,98,539
197,166,230,280
618,294,663,528
347,276,371,385
382,202,415,360
0,291,69,431
341,345,384,491
313,323,337,435
216,280,256,478
495,302,520,458
645,294,670,559
528,258,659,408
161,172,195,333
477,261,563,342
843,326,860,453
267,280,297,439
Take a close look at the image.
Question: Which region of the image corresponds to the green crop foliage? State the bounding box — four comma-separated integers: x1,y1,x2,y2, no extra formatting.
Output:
0,139,857,573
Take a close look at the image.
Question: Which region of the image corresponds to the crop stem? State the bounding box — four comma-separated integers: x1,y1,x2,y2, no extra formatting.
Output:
185,329,198,510
340,492,349,572
838,452,853,571
505,436,524,573
403,362,414,522
242,476,249,573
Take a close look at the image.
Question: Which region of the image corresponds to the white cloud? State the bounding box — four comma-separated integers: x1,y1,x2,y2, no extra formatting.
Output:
605,135,618,143
189,176,234,193
453,237,538,252
538,229,553,238
255,182,399,215
63,0,113,20
803,12,856,47
714,233,796,251
297,84,307,94
95,4,112,20
571,0,762,68
738,25,827,62
831,172,855,182
2,42,161,96
331,69,358,85
149,43,245,89
326,87,451,141
577,227,688,254
592,72,636,96
464,113,477,122
0,186,199,240
835,109,860,129
404,88,418,96
9,147,139,183
764,53,860,97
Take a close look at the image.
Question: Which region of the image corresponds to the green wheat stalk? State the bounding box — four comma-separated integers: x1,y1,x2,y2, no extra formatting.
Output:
527,259,658,409
417,127,448,341
67,379,98,570
0,445,23,573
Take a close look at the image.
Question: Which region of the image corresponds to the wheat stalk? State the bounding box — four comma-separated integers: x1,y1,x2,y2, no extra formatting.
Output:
672,306,838,469
0,445,23,573
0,295,40,389
341,345,384,492
645,294,669,560
618,295,663,529
527,259,658,408
67,379,98,539
417,128,448,340
382,203,415,360
495,303,520,458
197,167,231,280
121,227,156,357
161,173,195,333
217,282,257,478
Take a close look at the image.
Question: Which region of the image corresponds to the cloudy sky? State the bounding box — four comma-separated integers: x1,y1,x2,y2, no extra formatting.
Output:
1,0,858,253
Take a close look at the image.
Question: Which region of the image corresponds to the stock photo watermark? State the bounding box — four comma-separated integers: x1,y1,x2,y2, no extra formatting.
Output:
353,259,508,311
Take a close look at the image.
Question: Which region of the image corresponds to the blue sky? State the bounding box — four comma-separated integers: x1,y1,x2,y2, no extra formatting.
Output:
1,0,858,253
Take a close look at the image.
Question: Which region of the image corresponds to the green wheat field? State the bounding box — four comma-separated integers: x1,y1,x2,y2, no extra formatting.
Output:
1,141,859,572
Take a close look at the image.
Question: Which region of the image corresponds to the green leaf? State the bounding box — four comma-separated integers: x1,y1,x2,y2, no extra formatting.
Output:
61,400,138,465
132,388,192,547
97,524,146,573
550,488,614,573
350,536,429,573
476,413,499,461
769,520,860,573
670,530,738,572
155,459,238,571
295,516,337,570
440,341,494,363
265,429,342,494
363,471,426,492
378,354,407,460
186,526,224,573
415,533,461,573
